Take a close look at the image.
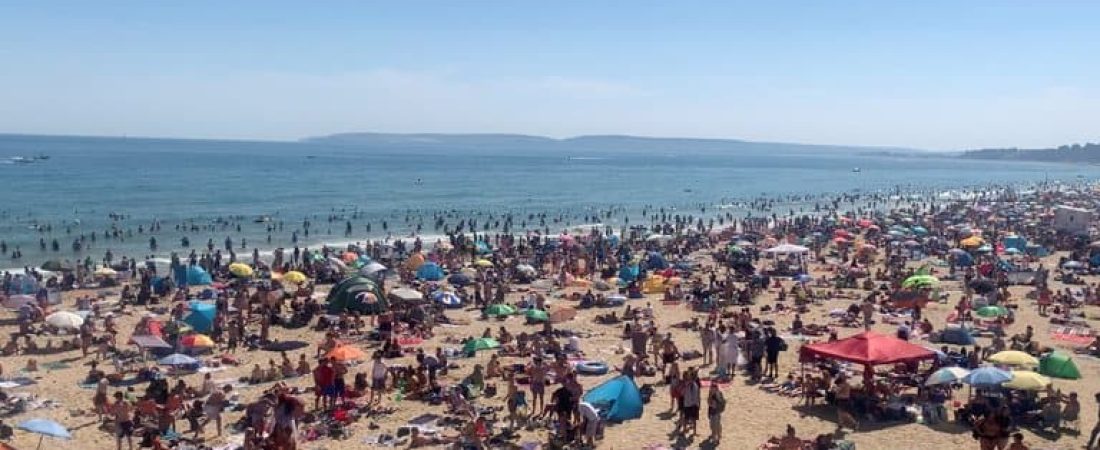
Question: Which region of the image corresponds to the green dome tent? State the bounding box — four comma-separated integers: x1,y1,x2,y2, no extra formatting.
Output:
485,304,517,317
1039,351,1082,380
326,276,388,315
525,309,549,323
463,337,500,354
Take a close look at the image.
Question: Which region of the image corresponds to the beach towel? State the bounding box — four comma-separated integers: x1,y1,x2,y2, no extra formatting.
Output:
1051,326,1095,345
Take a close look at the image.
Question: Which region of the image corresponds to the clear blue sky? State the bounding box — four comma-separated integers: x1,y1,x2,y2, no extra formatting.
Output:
1,1,1098,149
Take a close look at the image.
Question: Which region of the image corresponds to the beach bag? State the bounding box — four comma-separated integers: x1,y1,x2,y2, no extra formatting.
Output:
779,340,788,352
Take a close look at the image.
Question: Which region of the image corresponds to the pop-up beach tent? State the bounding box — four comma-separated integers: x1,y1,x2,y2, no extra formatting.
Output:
326,276,388,315
183,302,216,333
416,262,445,281
582,375,644,422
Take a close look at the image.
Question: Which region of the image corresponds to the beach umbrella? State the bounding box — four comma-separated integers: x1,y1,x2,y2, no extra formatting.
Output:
925,367,970,386
485,304,516,317
1038,351,1082,380
463,337,500,353
448,273,473,286
359,262,387,277
158,353,198,366
44,311,84,330
93,267,117,277
18,418,71,449
327,345,366,362
516,264,537,276
911,226,928,235
1062,261,1085,269
228,263,253,278
902,275,938,289
987,350,1039,367
282,271,307,285
975,305,1010,318
1003,371,1051,391
962,366,1012,386
179,334,215,348
960,236,984,248
794,273,813,283
948,248,969,257
474,259,494,268
431,290,462,308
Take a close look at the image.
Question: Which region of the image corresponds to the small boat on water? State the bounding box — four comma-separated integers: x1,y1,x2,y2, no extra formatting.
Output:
852,167,861,173
10,156,33,164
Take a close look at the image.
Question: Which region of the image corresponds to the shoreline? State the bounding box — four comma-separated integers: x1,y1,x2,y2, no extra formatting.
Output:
4,178,1088,274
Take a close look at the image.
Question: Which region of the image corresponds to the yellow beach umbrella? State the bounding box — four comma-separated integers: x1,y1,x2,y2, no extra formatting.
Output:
988,350,1039,367
474,259,494,268
283,271,307,284
1003,370,1051,391
229,263,254,278
960,236,984,248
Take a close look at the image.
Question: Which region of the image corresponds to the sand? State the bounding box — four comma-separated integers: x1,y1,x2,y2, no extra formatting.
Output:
2,245,1096,450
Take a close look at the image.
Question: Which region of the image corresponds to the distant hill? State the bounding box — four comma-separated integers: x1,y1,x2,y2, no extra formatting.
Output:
303,132,918,156
961,143,1100,163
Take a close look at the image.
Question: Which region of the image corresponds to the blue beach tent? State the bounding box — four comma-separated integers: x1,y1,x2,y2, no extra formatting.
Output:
618,265,640,282
184,301,217,333
416,262,445,281
582,375,643,422
174,265,212,286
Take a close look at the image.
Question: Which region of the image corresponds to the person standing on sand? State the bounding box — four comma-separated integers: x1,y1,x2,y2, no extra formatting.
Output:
706,380,726,445
111,391,135,450
861,299,875,330
527,357,548,415
700,321,715,366
1087,393,1100,449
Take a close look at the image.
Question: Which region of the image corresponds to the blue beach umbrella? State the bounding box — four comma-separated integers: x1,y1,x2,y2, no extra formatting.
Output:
432,291,462,308
925,367,970,386
19,417,71,449
962,366,1012,387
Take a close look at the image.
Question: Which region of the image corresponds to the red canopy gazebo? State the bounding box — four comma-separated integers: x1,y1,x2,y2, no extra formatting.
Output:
800,331,935,384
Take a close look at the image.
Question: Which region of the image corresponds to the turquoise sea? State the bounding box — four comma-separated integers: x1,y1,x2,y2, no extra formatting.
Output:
0,134,1096,269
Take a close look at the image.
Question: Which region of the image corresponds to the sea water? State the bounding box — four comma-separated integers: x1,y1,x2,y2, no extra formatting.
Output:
0,134,1095,268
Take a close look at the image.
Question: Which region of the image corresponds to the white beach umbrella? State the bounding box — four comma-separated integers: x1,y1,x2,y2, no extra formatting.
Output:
45,311,84,329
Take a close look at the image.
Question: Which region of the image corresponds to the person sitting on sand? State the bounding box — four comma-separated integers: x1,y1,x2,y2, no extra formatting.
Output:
776,424,804,450
486,354,502,379
295,354,310,376
249,364,264,384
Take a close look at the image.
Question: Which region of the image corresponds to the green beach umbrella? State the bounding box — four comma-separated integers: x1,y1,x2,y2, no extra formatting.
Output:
975,305,1009,318
902,275,939,289
463,337,500,353
1039,351,1082,380
525,309,549,322
485,304,517,317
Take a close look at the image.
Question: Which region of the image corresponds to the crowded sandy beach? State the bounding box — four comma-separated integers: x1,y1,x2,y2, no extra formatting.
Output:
1,183,1099,450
